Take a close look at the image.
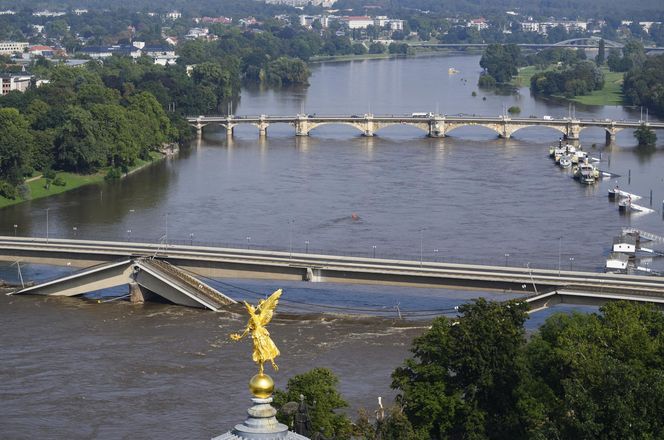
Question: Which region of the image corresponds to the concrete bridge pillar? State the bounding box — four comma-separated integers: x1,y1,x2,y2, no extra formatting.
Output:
129,282,155,304
605,126,618,144
363,115,375,137
257,122,269,137
566,122,581,140
500,122,511,139
428,118,445,137
295,117,310,136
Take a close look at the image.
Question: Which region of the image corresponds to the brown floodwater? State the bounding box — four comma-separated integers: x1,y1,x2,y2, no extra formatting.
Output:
0,292,429,438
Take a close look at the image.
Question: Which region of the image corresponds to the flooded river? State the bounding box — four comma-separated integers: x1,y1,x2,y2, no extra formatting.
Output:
0,53,662,438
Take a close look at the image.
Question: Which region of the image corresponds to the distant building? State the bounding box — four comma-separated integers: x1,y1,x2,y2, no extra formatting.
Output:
468,18,489,31
0,41,28,55
1,73,33,95
73,9,88,15
29,45,57,58
77,44,177,65
0,10,15,15
185,27,210,40
266,0,336,6
199,16,232,24
521,22,540,33
165,11,182,20
33,10,66,17
343,16,374,29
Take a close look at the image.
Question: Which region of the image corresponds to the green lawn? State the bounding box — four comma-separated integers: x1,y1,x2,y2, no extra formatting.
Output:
514,65,624,106
568,69,624,106
0,151,164,209
512,66,546,87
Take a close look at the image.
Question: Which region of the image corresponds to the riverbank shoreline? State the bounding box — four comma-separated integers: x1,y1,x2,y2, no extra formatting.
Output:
309,48,481,64
0,150,167,209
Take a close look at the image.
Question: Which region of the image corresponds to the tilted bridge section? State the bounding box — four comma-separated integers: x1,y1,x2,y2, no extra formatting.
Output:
3,236,664,313
187,114,664,143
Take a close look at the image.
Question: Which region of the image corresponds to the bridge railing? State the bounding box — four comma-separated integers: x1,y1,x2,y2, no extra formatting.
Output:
3,231,604,273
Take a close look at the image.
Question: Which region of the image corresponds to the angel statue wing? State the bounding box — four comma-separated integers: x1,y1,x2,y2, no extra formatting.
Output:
257,289,282,326
243,301,256,315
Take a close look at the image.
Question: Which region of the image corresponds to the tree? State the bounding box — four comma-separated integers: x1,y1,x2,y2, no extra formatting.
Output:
392,299,532,440
526,302,664,439
368,42,386,54
0,108,33,185
274,368,353,439
596,38,605,65
634,124,657,147
479,44,521,83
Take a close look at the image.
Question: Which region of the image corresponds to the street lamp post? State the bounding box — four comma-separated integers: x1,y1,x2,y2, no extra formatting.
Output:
372,245,376,258
190,233,195,246
419,229,424,267
13,224,17,236
72,226,77,238
305,240,309,254
288,219,294,258
504,253,510,266
46,208,50,242
558,236,562,276
127,229,132,240
246,236,251,249
433,248,439,262
569,257,575,271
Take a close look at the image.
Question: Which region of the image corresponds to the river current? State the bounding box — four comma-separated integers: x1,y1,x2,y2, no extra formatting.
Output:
1,54,663,438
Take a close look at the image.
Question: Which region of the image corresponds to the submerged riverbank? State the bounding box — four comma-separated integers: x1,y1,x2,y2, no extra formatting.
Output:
0,151,166,209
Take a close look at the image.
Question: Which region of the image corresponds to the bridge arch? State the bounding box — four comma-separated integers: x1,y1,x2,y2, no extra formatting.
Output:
304,121,369,135
444,122,504,137
553,37,623,48
372,122,430,135
508,124,567,138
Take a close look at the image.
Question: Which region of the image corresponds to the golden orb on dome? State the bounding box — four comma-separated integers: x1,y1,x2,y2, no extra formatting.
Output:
249,373,274,399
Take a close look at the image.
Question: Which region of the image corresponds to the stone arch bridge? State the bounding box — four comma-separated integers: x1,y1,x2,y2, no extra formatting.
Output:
187,114,664,143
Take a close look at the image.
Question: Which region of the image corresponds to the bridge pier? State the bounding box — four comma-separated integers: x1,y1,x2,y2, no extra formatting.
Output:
295,117,310,136
428,119,445,137
362,116,375,137
258,124,268,137
565,122,581,141
129,281,156,304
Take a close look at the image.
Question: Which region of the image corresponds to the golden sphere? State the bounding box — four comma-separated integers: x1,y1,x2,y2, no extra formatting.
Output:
249,373,274,398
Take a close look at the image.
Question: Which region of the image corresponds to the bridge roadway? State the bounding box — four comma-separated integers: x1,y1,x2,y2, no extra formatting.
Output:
187,114,664,142
3,236,664,312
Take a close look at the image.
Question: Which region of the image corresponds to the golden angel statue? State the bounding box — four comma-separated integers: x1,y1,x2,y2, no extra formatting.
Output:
230,289,282,375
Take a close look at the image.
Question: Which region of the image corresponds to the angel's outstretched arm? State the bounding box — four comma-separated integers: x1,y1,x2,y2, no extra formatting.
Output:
230,327,250,341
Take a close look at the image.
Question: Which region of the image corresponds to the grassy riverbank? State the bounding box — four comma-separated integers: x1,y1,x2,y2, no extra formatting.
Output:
512,66,624,106
567,69,624,106
0,151,164,209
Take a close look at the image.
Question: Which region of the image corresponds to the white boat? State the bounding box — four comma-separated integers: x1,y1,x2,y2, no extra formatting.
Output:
559,155,572,168
573,160,599,184
571,149,587,164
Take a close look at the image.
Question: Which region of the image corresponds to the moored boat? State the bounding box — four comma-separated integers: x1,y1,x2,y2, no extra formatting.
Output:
573,160,600,184
559,155,572,168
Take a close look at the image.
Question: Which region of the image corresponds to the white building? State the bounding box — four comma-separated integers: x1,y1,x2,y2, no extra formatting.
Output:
467,18,489,31
1,73,33,95
0,41,28,55
0,10,15,15
166,11,182,20
521,22,540,33
73,9,88,15
388,19,404,31
33,10,66,17
185,28,210,40
344,16,374,29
